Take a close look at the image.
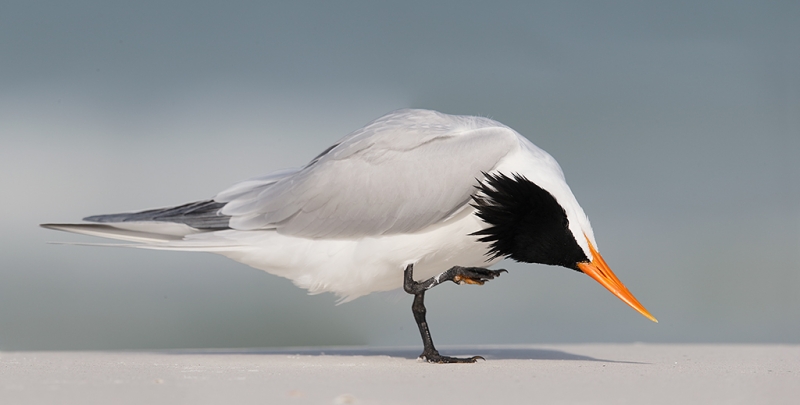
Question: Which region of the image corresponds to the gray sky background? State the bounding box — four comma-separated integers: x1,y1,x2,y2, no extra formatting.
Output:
1,1,798,350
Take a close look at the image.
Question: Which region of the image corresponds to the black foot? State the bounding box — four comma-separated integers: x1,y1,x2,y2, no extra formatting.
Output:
404,265,507,294
444,266,507,285
420,350,485,364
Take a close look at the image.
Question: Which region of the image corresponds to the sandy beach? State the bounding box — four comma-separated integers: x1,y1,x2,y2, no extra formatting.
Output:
2,344,797,404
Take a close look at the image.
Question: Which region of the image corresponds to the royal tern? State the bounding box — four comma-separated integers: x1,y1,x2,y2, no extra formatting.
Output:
43,108,656,363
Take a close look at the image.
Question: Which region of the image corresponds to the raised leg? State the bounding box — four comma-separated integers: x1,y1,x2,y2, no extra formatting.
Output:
403,264,506,363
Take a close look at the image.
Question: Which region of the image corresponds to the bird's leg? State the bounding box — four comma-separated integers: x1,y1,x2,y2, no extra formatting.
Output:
403,264,507,294
403,264,507,364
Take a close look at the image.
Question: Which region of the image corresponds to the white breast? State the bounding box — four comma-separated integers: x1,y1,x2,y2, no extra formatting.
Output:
208,205,501,301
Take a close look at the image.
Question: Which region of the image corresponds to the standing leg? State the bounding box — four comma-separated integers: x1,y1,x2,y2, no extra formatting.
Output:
403,263,506,363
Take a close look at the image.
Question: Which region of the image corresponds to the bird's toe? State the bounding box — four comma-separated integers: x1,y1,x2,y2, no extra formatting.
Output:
419,353,485,364
452,267,507,285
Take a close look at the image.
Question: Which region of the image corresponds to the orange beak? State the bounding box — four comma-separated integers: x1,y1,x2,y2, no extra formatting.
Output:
577,238,658,323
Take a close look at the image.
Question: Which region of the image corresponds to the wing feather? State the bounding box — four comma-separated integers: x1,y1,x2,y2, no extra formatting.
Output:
219,109,521,238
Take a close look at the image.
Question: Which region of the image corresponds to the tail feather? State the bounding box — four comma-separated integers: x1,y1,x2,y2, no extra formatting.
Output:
43,199,234,245
41,222,199,243
47,240,243,253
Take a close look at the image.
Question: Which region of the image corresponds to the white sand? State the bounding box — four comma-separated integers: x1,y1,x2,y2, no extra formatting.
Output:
2,344,798,404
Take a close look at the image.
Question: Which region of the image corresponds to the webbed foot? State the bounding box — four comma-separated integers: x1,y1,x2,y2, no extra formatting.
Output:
443,266,507,285
419,350,485,364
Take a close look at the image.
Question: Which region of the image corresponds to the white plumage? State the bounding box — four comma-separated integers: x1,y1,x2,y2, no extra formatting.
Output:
44,109,597,302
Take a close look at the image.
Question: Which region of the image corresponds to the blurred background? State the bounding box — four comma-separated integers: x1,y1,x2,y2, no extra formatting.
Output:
1,1,797,350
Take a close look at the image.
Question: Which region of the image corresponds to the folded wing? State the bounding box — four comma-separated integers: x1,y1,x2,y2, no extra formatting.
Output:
47,109,522,242
218,109,520,238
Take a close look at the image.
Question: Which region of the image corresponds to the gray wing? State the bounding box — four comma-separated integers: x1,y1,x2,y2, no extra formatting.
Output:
217,109,521,238
80,167,302,231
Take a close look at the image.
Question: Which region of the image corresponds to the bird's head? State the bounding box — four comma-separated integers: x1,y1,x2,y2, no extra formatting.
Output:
471,171,657,323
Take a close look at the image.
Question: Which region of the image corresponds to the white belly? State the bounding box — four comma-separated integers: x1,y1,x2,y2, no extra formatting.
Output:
212,208,502,301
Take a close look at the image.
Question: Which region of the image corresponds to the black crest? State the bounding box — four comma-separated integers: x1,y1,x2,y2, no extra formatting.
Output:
471,173,588,269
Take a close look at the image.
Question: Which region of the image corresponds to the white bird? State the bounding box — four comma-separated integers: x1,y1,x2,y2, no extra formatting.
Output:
43,108,656,363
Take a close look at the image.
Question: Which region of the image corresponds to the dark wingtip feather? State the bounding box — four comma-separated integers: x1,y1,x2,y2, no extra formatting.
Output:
82,200,231,230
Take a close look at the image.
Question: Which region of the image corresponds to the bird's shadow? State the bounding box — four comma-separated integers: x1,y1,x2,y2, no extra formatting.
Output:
169,346,643,364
